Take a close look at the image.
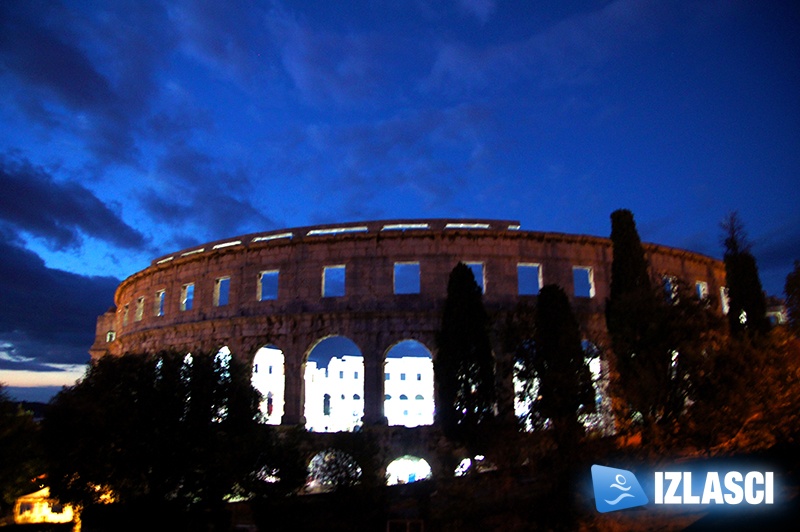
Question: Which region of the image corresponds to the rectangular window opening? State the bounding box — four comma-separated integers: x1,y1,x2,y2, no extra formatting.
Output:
696,281,709,300
135,297,144,322
181,283,195,311
721,286,730,314
394,262,421,294
122,304,129,325
322,265,346,297
573,266,595,298
155,290,166,317
258,270,279,301
214,277,230,306
465,262,485,293
517,263,542,295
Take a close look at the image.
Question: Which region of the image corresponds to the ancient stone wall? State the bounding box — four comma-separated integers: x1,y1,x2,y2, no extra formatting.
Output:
91,219,726,427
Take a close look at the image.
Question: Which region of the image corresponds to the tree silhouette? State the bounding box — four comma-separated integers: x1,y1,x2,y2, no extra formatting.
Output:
435,262,495,443
43,351,265,509
516,285,594,448
721,212,768,334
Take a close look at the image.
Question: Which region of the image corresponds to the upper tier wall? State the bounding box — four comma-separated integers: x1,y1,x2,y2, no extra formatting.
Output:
91,218,726,360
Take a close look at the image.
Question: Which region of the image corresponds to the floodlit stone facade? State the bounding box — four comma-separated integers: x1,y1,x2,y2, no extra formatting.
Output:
91,219,727,429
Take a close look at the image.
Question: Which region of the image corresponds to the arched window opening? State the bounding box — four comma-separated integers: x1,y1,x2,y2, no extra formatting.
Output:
386,455,432,486
304,336,363,432
251,345,285,425
306,449,362,493
384,340,434,427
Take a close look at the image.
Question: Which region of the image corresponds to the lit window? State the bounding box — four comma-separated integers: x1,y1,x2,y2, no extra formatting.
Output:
339,371,344,379
573,266,595,298
323,265,346,297
258,270,279,301
517,263,542,295
106,331,116,342
155,289,166,316
465,262,485,292
385,373,390,381
695,281,709,300
400,373,406,381
181,283,194,311
214,277,230,306
663,275,679,302
135,297,144,322
721,287,730,314
417,373,421,381
354,371,359,379
394,262,421,294
122,304,129,325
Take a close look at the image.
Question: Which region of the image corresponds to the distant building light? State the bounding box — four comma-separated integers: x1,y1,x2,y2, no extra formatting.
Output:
252,232,293,243
307,226,369,236
508,224,521,230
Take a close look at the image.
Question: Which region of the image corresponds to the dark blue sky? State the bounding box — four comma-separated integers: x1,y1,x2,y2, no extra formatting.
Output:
1,0,798,401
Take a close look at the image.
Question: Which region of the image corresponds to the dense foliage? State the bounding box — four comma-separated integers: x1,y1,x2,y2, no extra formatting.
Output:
515,284,594,447
41,350,296,509
0,385,44,514
721,212,769,334
435,262,496,444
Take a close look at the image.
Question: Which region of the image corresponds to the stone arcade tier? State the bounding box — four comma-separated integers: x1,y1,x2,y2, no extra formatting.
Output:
90,219,726,426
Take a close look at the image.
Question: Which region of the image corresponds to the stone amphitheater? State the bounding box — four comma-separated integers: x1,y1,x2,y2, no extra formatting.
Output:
89,219,726,479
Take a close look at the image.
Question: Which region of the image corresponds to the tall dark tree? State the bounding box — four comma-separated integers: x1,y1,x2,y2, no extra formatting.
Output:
784,260,800,336
0,386,44,514
605,209,727,442
605,210,664,430
435,262,495,443
517,285,594,448
721,212,768,334
43,351,265,509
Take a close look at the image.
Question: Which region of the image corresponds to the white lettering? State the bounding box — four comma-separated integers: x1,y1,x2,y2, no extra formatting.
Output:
766,472,773,504
745,472,764,504
724,472,744,504
701,472,723,504
683,472,700,503
655,472,663,504
664,472,682,504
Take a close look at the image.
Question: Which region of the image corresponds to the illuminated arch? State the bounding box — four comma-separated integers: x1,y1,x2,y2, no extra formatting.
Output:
304,336,364,432
251,344,285,425
385,455,432,486
383,339,434,427
306,448,362,493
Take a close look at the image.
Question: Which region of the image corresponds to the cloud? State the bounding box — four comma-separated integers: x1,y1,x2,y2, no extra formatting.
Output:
424,0,673,94
0,1,174,166
266,6,415,107
136,142,280,241
265,104,490,222
458,0,496,24
0,235,119,365
0,155,147,251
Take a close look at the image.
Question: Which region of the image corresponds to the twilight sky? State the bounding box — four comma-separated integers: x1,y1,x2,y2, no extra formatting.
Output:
1,0,798,402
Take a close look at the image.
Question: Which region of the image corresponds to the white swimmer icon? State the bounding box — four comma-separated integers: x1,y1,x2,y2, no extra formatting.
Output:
604,474,635,505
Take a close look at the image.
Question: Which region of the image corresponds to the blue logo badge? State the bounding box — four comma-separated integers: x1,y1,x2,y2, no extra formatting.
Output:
591,465,649,513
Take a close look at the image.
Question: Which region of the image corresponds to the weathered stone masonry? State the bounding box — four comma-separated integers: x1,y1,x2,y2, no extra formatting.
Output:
90,218,726,430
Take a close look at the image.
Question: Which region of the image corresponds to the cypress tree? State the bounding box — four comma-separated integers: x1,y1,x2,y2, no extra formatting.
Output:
526,284,594,447
435,262,495,442
721,212,768,334
605,209,668,432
